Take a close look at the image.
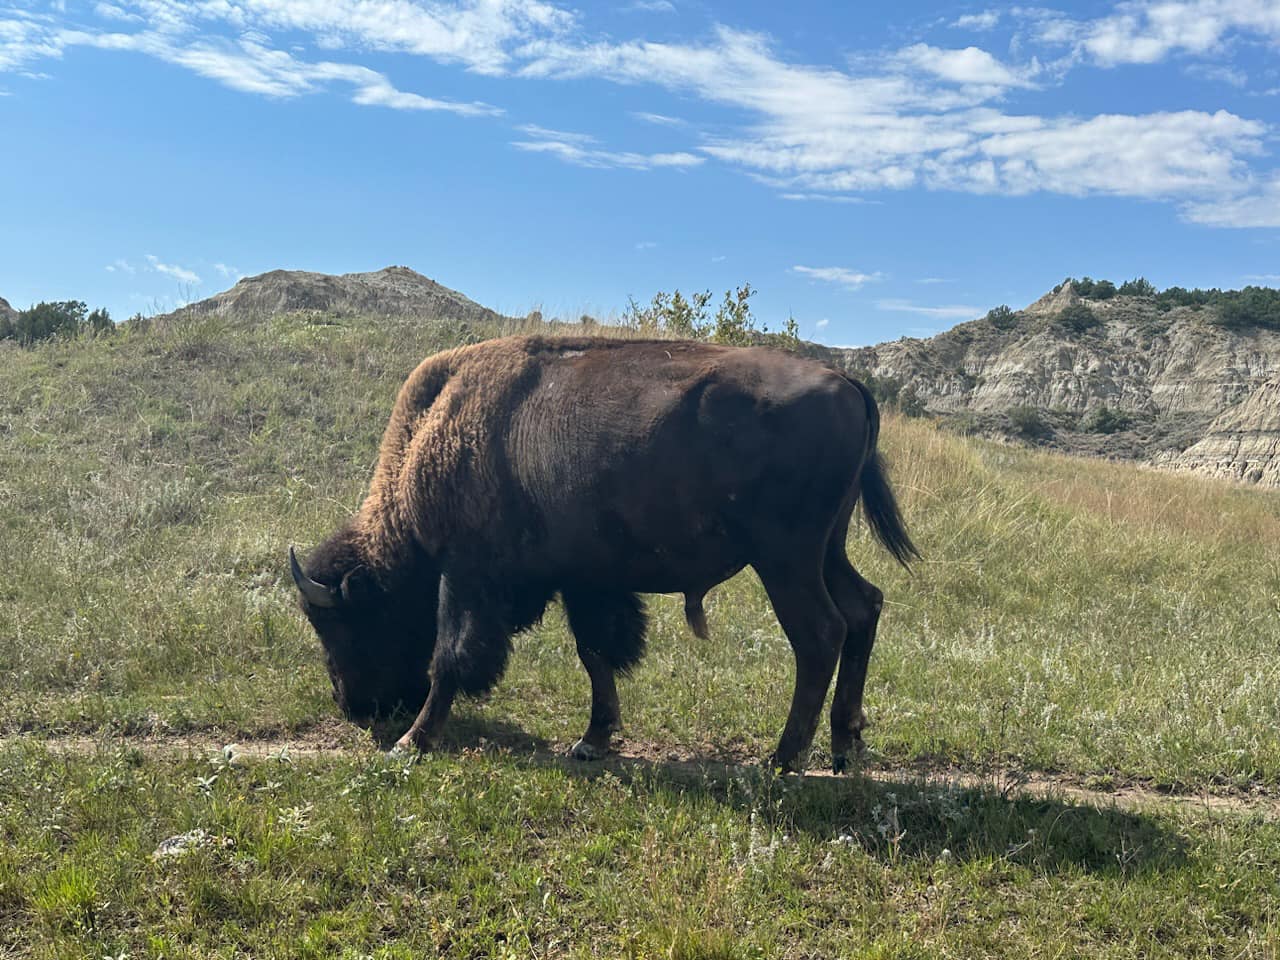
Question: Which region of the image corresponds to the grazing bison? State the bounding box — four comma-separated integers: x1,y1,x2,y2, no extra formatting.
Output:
290,335,917,772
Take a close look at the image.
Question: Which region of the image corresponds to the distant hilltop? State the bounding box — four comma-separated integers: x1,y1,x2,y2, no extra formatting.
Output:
159,265,509,326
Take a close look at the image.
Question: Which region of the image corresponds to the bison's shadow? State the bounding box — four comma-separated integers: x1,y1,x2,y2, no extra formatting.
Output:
418,718,1187,878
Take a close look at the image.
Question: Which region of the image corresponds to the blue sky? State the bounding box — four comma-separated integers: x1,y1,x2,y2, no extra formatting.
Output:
2,0,1279,345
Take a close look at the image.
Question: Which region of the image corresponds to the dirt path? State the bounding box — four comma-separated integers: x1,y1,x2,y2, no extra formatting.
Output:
6,727,1278,819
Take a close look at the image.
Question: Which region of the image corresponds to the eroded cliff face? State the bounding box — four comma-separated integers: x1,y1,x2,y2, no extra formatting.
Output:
1161,377,1280,486
812,285,1280,488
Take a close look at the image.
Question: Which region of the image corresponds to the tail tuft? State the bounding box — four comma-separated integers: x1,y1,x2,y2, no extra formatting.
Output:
861,451,920,568
684,593,709,639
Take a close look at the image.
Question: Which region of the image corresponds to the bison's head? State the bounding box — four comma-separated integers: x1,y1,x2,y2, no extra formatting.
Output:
289,533,436,731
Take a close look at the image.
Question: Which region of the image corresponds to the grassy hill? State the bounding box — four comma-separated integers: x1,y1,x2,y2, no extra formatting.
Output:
1,312,1278,957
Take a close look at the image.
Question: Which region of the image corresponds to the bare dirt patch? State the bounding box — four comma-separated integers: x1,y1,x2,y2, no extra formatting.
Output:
7,729,1278,820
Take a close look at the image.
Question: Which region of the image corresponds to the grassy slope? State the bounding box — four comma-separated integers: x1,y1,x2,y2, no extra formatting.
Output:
1,313,1278,956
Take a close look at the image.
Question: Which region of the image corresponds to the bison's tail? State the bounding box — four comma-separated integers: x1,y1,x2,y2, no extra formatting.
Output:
844,374,921,568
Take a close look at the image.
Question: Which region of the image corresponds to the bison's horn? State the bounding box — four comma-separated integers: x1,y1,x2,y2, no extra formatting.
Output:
289,546,338,608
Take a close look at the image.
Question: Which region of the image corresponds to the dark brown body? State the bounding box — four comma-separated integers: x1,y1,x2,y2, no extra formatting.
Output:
292,335,917,772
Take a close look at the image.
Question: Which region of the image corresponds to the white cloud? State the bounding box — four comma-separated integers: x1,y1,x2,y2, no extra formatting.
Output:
1183,174,1280,227
779,192,878,204
635,240,657,249
711,254,726,262
105,257,136,274
916,277,953,284
516,123,595,144
214,262,242,280
792,266,881,289
512,125,702,169
1185,62,1248,87
631,110,686,126
953,11,1001,31
146,254,201,285
93,4,143,24
1040,0,1280,68
1244,274,1280,282
626,1,676,12
877,298,981,319
815,317,830,329
893,43,1035,89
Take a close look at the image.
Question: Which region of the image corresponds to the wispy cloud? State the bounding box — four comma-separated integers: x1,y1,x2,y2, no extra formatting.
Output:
631,110,686,126
635,240,658,250
1185,62,1248,88
877,298,981,319
512,125,702,169
916,277,953,284
105,257,136,274
952,11,1001,31
1050,0,1280,68
815,317,830,329
626,1,676,13
146,254,201,285
1183,175,1280,228
792,266,881,289
213,262,242,280
779,192,878,204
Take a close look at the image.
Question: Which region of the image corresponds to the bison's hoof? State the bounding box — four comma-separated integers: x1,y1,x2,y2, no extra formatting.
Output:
832,754,849,775
570,739,607,762
391,733,429,754
766,754,803,776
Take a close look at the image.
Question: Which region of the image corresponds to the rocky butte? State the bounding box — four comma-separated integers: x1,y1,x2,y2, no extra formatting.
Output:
806,280,1280,488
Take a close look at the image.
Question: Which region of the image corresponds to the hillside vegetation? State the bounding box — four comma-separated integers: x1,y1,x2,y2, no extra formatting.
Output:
1,312,1278,957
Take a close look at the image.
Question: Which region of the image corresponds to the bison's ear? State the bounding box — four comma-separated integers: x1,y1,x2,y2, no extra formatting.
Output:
339,566,376,607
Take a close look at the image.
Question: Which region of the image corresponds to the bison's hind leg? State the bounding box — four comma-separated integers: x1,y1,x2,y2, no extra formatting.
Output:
562,589,648,760
824,533,884,774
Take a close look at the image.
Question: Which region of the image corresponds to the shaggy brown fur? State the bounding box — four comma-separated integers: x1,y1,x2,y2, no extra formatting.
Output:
292,335,918,773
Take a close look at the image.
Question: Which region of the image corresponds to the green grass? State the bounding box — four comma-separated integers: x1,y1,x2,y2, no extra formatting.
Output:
1,742,1276,959
1,311,1278,955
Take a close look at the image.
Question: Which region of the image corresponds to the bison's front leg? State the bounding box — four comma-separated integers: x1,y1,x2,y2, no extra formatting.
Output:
562,590,647,761
395,576,512,752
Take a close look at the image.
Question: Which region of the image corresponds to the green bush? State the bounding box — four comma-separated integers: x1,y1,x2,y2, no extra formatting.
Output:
623,284,800,349
1053,303,1101,334
1008,404,1050,438
1081,405,1133,434
1119,277,1156,298
3,300,113,346
985,304,1018,330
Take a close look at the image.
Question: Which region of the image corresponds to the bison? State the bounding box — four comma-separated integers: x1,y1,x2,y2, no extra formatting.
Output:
290,335,917,772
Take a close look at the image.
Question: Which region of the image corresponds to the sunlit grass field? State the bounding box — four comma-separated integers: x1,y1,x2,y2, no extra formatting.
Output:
1,313,1277,956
